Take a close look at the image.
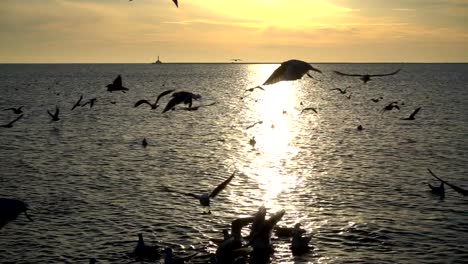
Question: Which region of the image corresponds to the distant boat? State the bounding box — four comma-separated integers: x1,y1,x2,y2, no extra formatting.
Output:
152,56,162,64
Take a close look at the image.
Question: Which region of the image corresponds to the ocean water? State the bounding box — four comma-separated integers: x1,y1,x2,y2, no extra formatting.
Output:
1,63,467,263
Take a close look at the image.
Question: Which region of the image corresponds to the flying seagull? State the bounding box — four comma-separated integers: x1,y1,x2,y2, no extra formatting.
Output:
47,106,60,121
428,168,468,196
401,107,421,120
263,59,321,85
162,91,201,113
106,75,129,93
162,170,236,211
172,0,178,8
246,121,263,129
330,87,349,94
333,69,401,84
381,102,400,114
81,98,97,108
1,114,24,128
3,106,23,114
301,107,318,114
245,86,265,92
71,95,83,110
134,89,175,110
0,198,33,229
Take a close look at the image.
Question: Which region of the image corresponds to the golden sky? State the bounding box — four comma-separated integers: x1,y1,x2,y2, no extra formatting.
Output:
1,0,467,62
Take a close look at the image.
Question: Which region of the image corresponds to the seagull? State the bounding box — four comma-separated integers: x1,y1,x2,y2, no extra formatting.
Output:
381,102,400,114
248,206,285,251
1,114,24,128
274,224,306,238
129,233,160,262
231,59,242,62
106,75,129,93
333,69,401,84
162,91,202,113
371,97,383,103
249,136,256,147
0,198,33,229
357,124,364,131
162,170,236,212
134,89,175,110
401,107,421,120
47,106,60,121
301,107,318,114
291,223,312,256
3,106,23,114
263,59,322,85
81,98,97,108
427,179,445,199
216,216,256,262
172,0,178,8
428,169,468,196
142,138,148,148
71,95,83,110
246,121,263,129
163,248,198,264
245,86,265,92
330,87,349,94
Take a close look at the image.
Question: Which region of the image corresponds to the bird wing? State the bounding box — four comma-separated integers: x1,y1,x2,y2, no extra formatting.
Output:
155,89,175,105
47,110,55,119
134,100,152,108
113,75,122,87
263,64,287,85
409,107,421,119
210,170,236,198
7,114,24,126
162,95,185,113
427,169,468,196
3,108,14,112
55,106,60,117
333,71,363,77
301,107,318,114
172,0,178,7
369,69,401,77
231,216,255,235
72,95,83,110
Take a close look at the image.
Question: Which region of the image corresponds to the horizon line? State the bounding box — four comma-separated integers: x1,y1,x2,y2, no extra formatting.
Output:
1,61,467,64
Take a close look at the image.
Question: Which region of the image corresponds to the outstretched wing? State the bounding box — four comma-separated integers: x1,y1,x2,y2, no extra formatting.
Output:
7,114,24,126
409,107,421,119
3,108,15,112
369,69,401,77
427,168,468,196
162,96,184,113
172,0,178,7
263,64,287,85
47,110,54,119
134,100,151,108
301,107,317,114
333,71,364,77
210,170,236,198
231,216,255,235
113,75,122,87
155,89,175,105
71,95,83,110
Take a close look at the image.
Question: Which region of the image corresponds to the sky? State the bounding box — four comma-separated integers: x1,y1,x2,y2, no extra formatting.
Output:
1,0,467,63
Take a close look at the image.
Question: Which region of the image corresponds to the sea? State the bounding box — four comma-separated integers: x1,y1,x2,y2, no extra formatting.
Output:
1,63,467,263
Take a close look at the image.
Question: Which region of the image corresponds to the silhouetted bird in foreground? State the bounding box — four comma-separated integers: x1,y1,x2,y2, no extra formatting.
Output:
0,198,34,229
401,107,421,120
129,233,159,262
71,95,83,110
333,69,401,84
263,59,322,85
291,223,312,256
3,106,23,114
163,170,236,213
1,114,24,128
47,106,60,121
106,75,129,93
248,206,285,252
428,168,468,196
162,91,202,113
134,89,175,110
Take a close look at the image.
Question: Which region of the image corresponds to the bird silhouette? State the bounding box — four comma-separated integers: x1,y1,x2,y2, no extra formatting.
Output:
1,114,24,128
401,107,421,120
129,233,160,262
248,206,285,251
249,136,256,147
245,86,265,92
381,102,400,114
0,198,33,229
81,98,97,108
106,75,129,93
162,170,236,212
334,69,401,84
71,95,83,110
172,0,178,8
134,89,175,110
47,106,60,121
162,91,201,113
428,169,468,196
291,223,312,256
263,59,321,85
330,87,349,94
142,138,148,148
3,106,23,114
371,97,383,103
246,121,263,129
301,107,318,114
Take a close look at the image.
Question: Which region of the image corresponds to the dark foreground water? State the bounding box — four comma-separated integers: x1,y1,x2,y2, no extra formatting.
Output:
1,63,468,263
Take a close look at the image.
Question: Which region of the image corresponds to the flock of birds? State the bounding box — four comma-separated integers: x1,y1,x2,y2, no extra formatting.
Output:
2,58,467,263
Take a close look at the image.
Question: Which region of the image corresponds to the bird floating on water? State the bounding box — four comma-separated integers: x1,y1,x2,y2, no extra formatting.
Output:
106,75,129,93
1,114,24,128
129,233,160,262
134,89,175,110
47,106,60,121
3,106,23,114
162,91,202,113
263,59,322,85
428,168,468,196
0,198,33,229
142,138,148,148
249,136,256,147
291,223,312,256
333,69,401,84
371,97,383,103
401,107,421,120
